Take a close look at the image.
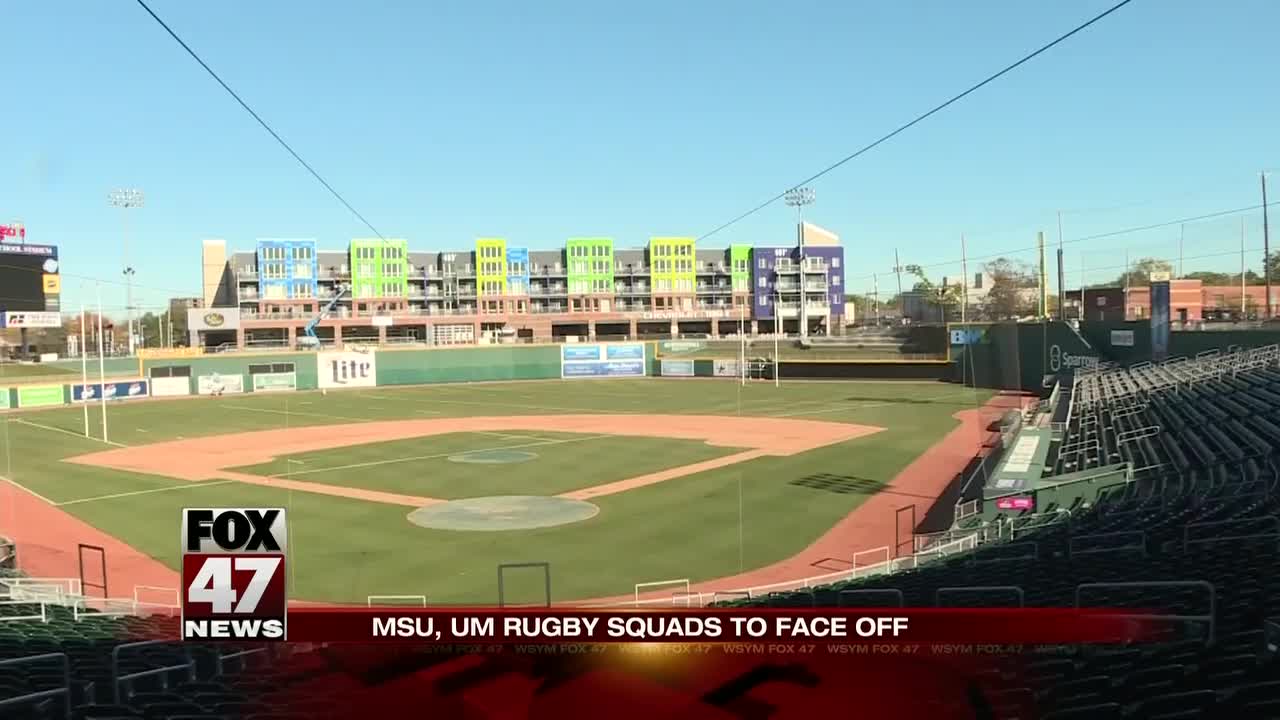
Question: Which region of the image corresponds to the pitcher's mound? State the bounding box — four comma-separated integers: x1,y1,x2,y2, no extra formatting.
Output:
447,449,538,464
407,495,599,531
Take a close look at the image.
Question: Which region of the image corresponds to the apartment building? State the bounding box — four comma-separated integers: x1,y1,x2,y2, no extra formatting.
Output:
198,229,845,348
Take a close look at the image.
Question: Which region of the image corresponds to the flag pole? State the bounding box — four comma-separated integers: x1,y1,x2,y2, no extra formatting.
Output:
80,302,89,437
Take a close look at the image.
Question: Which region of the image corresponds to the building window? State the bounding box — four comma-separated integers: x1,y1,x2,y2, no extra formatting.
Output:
833,276,840,286
832,257,840,268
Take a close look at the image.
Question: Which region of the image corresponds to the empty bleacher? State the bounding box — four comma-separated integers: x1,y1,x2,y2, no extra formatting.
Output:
722,345,1280,717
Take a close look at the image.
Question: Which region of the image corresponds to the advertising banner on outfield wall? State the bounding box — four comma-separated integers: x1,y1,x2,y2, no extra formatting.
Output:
713,360,740,378
318,350,377,389
560,343,646,379
72,380,149,403
0,388,9,409
1110,329,1135,347
150,376,191,397
562,360,645,378
253,372,297,392
198,373,244,395
660,359,695,377
16,384,62,408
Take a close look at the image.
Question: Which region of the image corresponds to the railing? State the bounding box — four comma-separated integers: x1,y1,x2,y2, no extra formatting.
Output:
0,599,48,623
0,653,71,720
1182,516,1279,549
1074,580,1216,643
1068,530,1147,558
111,640,194,704
936,585,1025,608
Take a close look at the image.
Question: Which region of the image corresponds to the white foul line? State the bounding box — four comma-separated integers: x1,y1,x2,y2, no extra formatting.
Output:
56,479,239,507
475,430,553,442
221,404,370,423
13,418,128,447
275,433,612,477
1,475,57,506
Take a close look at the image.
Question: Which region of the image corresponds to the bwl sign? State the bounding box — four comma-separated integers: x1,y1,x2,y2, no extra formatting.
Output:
317,351,377,389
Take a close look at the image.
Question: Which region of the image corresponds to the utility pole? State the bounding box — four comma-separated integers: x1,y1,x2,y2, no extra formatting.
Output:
893,249,904,321
960,234,969,324
1263,172,1272,319
1037,231,1048,319
1178,224,1185,278
1056,212,1066,321
1242,217,1248,316
872,273,881,325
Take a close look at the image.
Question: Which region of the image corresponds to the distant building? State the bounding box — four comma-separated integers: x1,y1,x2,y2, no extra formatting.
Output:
1067,280,1280,323
196,225,847,348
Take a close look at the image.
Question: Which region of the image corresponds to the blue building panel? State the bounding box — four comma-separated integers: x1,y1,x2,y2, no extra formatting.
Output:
750,245,845,320
506,246,530,295
256,239,319,301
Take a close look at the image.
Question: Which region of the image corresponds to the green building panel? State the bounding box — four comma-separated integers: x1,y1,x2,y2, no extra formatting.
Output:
649,237,696,294
475,238,508,296
350,238,409,299
729,244,751,292
566,237,614,295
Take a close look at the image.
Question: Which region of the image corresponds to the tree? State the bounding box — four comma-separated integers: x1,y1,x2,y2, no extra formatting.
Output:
1184,271,1236,286
980,258,1038,320
1114,257,1173,287
902,264,963,320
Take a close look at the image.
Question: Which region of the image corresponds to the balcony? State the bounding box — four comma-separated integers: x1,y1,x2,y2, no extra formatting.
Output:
236,268,258,279
536,266,567,276
804,281,828,292
695,263,729,275
614,264,650,275
802,260,828,273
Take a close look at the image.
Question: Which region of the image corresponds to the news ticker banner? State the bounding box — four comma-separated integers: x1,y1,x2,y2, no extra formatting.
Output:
180,509,1173,645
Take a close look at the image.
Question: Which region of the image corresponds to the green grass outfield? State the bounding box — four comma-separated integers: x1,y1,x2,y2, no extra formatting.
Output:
0,378,991,604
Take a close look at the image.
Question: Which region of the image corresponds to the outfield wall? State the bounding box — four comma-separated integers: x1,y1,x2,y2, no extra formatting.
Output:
1080,321,1280,365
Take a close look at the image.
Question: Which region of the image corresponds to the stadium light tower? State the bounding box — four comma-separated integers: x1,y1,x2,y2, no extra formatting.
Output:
783,187,816,339
108,188,144,355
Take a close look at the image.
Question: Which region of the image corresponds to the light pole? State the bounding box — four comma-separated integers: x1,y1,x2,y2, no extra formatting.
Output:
108,188,144,355
784,187,815,339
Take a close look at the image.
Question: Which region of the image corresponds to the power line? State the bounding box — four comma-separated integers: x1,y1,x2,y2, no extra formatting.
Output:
133,0,385,239
698,0,1138,242
842,201,1280,286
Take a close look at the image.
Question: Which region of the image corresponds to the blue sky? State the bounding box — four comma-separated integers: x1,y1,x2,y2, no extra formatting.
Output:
3,0,1278,317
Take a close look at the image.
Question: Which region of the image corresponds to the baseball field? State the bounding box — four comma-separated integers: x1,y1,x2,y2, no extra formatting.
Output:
0,376,997,606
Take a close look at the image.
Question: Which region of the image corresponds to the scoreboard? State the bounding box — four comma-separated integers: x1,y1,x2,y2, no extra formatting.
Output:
0,244,60,312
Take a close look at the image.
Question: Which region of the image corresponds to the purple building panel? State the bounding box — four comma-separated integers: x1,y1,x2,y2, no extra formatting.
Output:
750,246,845,320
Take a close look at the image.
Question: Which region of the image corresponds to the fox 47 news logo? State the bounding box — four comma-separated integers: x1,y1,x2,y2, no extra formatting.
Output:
181,508,287,641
